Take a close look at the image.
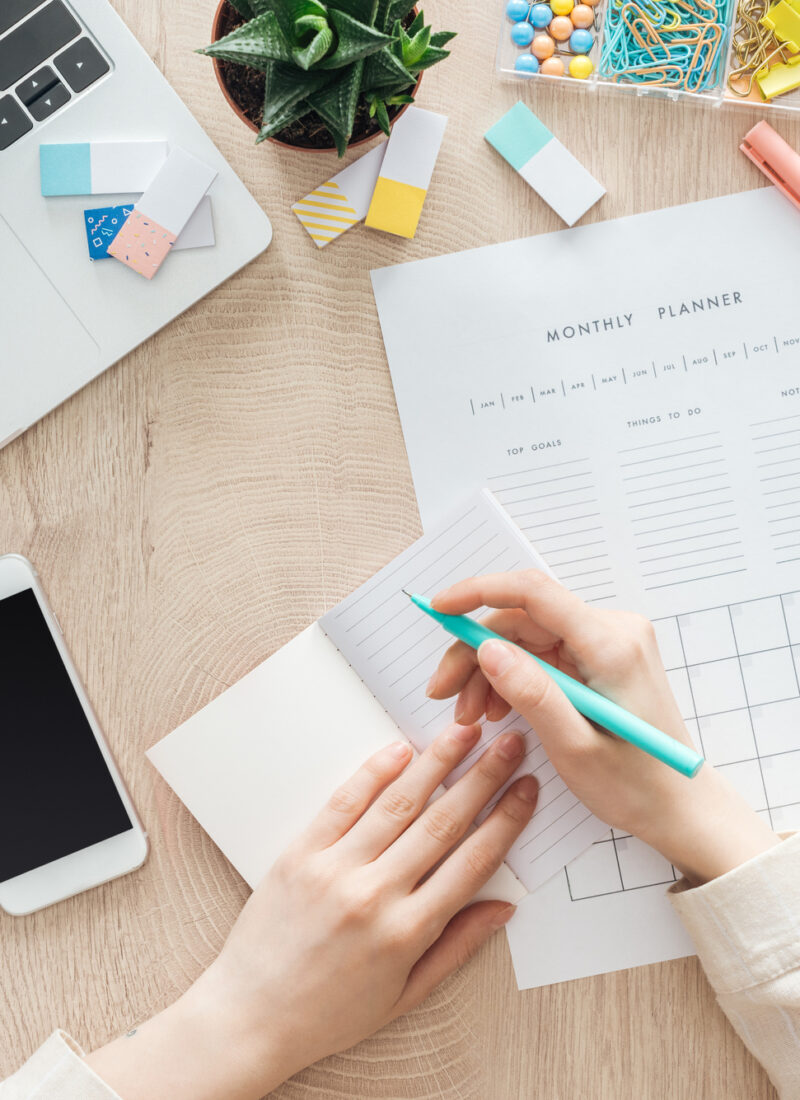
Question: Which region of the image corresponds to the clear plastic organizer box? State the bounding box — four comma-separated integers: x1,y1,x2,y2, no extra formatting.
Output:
497,0,800,114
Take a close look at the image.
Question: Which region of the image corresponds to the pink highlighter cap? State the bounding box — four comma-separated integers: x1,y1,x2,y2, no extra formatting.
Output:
740,120,800,212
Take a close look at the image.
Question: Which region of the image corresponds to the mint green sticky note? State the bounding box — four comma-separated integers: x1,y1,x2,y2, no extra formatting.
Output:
484,102,553,171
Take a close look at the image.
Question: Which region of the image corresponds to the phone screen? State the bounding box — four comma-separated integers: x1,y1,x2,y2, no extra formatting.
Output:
0,588,133,883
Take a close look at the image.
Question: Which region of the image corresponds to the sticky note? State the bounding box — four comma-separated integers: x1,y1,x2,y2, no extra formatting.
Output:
293,142,387,248
108,147,217,279
365,107,447,239
40,140,168,196
484,102,605,227
84,196,215,260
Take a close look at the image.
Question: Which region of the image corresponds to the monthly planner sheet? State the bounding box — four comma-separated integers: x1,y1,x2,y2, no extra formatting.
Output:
371,186,800,986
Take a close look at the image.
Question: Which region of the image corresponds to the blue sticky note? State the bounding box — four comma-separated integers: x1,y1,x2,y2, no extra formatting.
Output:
83,204,134,260
40,143,92,196
484,102,553,171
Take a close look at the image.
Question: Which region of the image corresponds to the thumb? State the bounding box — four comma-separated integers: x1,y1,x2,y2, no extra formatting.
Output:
477,638,589,750
394,902,514,1016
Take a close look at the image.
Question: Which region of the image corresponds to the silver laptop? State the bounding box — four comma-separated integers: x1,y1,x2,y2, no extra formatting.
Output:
0,0,273,449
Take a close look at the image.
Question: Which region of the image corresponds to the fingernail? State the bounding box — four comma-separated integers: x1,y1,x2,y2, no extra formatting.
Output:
425,670,439,697
497,731,524,760
491,903,517,929
451,723,480,744
453,702,465,723
389,742,411,759
517,775,539,803
478,639,516,678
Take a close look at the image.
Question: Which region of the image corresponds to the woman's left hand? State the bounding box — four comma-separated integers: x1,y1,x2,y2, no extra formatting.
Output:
86,723,537,1100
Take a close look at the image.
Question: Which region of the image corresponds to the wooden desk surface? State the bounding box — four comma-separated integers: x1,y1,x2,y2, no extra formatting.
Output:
1,1,793,1095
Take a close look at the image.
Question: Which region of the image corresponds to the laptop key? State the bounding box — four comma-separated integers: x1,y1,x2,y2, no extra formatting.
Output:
0,95,33,151
0,0,45,37
27,78,69,120
54,38,109,93
0,2,80,92
16,65,58,107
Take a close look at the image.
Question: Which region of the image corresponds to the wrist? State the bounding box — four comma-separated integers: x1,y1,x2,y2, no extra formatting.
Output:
85,968,289,1100
637,765,781,886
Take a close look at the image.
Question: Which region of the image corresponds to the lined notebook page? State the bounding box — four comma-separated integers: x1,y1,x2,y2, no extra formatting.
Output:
321,490,608,892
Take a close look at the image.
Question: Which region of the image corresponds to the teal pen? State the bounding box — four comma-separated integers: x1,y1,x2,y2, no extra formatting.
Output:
404,591,704,779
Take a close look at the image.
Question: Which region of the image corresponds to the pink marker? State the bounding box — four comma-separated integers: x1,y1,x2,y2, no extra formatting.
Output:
108,147,217,279
740,121,800,213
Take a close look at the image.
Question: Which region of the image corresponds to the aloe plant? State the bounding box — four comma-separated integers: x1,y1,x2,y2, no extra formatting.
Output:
200,0,455,154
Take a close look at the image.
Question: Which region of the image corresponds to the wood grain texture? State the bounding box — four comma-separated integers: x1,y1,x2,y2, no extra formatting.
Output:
0,0,794,1095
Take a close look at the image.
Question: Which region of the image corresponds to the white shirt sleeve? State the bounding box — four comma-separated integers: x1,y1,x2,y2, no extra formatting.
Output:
0,1031,122,1100
669,831,800,1099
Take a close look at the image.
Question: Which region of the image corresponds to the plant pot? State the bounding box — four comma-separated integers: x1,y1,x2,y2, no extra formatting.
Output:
210,0,422,152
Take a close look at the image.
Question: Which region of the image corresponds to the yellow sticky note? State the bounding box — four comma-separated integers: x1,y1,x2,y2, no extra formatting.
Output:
364,106,447,239
365,178,427,239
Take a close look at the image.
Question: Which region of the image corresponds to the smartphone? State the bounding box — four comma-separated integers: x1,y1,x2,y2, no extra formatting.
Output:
0,554,147,915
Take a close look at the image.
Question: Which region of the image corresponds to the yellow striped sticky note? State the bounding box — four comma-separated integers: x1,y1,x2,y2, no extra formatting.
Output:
365,107,447,239
292,142,387,248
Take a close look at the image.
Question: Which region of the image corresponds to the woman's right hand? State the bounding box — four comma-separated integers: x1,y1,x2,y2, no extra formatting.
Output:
427,570,780,885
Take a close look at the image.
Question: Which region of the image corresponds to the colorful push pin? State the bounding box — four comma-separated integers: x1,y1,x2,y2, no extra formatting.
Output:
511,20,535,44
570,4,595,26
569,28,593,51
530,2,554,26
506,0,531,20
531,31,556,57
541,56,566,73
515,53,541,73
569,54,593,76
550,15,574,38
551,0,575,15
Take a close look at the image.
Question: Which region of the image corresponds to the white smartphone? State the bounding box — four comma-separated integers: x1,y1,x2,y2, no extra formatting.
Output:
0,554,148,915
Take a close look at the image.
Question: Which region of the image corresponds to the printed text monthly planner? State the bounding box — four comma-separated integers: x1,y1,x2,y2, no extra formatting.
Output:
371,186,800,987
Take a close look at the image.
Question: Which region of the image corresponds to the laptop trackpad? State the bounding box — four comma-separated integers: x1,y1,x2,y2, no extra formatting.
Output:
0,214,100,446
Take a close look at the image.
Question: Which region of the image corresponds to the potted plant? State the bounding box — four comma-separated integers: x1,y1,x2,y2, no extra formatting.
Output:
200,0,456,154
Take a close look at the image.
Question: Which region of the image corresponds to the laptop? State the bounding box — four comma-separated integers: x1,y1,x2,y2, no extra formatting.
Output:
0,0,273,450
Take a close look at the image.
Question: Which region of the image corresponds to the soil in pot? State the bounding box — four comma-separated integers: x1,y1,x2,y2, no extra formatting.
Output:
215,1,417,149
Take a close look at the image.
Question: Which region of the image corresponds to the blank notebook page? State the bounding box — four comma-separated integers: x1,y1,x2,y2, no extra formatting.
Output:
321,489,608,891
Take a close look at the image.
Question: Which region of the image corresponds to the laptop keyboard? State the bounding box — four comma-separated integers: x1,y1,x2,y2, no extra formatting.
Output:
0,0,110,151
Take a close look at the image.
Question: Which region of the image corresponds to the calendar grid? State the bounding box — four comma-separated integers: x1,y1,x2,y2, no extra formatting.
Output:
564,589,800,902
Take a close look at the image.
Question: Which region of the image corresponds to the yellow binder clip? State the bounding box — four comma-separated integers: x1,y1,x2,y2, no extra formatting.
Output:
757,51,800,94
761,0,800,53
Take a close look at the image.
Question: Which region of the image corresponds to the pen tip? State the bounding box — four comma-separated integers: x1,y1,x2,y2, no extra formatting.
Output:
401,588,411,598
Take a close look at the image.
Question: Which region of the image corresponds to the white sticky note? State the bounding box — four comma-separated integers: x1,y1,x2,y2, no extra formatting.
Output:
173,195,215,251
108,147,217,279
365,107,448,239
293,141,387,248
40,140,168,196
484,101,604,226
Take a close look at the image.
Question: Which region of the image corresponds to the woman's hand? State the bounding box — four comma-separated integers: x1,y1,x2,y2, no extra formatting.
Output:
427,569,780,887
86,724,537,1100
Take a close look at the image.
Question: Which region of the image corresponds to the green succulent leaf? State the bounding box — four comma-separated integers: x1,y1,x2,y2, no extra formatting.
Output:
317,9,393,69
363,45,414,90
329,0,378,21
306,58,363,142
429,30,456,47
374,98,391,134
227,0,256,19
259,58,332,134
250,0,274,14
408,44,450,71
292,21,334,68
200,11,294,68
385,0,416,28
402,24,430,66
406,10,424,34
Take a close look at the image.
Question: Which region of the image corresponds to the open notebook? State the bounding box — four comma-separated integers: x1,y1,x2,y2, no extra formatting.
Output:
147,491,609,900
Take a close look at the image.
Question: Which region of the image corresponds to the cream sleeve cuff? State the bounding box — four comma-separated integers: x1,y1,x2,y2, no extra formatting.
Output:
669,831,800,996
0,1031,122,1100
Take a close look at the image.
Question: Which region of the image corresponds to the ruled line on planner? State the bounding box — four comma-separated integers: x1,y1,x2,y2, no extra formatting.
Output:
500,485,595,506
641,553,745,578
617,431,720,454
751,412,800,428
618,444,723,468
487,458,590,480
492,470,592,493
628,486,732,509
630,501,735,523
626,472,728,495
637,527,739,550
622,458,725,482
754,442,800,456
639,541,742,565
636,513,738,538
644,568,747,591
